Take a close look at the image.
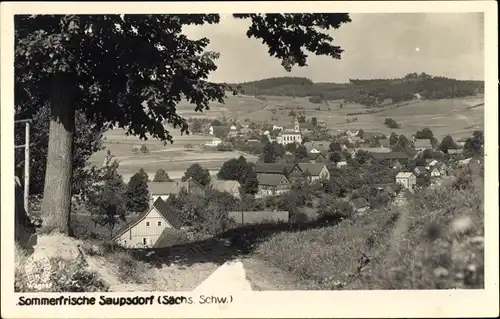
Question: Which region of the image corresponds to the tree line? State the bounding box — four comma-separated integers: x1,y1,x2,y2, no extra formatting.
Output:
228,73,484,106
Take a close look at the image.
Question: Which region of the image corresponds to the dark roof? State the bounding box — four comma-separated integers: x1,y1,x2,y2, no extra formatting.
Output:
371,152,410,161
254,163,287,174
415,166,427,173
147,178,204,195
254,163,300,175
112,198,181,240
297,163,327,176
414,139,433,149
350,197,370,209
257,173,289,186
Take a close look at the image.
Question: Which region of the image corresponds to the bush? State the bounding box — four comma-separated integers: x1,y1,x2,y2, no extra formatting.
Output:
384,118,401,129
140,144,149,154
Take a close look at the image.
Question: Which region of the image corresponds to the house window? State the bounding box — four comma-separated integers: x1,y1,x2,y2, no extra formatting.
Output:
145,221,150,227
157,221,162,226
142,238,148,245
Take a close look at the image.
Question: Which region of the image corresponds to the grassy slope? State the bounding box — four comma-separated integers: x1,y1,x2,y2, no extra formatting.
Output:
253,171,484,290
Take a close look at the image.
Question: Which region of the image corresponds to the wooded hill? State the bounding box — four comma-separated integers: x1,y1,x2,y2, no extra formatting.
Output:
227,73,484,106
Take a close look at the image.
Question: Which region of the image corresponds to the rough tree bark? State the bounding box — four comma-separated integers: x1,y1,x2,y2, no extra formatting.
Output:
40,73,76,235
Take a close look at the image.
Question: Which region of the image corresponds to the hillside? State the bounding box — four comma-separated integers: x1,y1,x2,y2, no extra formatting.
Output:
228,74,484,106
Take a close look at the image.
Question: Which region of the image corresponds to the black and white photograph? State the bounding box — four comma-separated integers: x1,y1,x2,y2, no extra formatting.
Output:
2,1,498,318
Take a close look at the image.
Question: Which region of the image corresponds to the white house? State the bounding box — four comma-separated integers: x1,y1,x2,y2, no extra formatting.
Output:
205,137,222,147
272,125,284,131
208,126,214,135
395,172,417,193
430,167,441,177
113,198,181,248
230,125,237,131
297,163,330,182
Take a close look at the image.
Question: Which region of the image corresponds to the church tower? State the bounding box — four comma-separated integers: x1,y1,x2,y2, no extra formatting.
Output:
293,117,300,132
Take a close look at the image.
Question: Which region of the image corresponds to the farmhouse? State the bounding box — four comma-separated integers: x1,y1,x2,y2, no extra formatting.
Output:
456,137,468,147
430,167,441,177
308,152,328,163
371,152,410,167
256,174,291,198
209,180,241,198
445,144,463,154
349,197,370,214
254,163,303,183
350,145,391,158
297,163,330,182
414,166,428,176
395,172,416,192
147,178,205,204
113,198,181,249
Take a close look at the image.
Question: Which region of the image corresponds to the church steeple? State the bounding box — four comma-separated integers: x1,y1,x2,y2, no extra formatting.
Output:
293,116,300,132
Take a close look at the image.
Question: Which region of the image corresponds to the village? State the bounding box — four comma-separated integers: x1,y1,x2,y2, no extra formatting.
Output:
112,113,484,249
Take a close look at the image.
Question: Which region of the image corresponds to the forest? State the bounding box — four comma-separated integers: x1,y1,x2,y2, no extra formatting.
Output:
228,73,484,106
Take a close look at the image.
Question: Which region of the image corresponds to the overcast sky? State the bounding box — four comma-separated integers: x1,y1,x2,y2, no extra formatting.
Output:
182,13,484,83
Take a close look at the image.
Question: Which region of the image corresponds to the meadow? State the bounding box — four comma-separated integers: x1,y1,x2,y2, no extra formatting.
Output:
89,93,483,181
89,127,258,182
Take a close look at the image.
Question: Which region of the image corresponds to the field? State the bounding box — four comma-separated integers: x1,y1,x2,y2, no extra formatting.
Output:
176,93,484,140
89,128,258,182
90,94,483,181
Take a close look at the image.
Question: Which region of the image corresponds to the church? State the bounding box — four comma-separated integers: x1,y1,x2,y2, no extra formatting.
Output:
276,118,302,145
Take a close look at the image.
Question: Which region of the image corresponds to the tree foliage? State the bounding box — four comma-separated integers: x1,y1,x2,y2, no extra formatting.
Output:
182,163,211,186
87,153,127,239
218,156,249,181
153,168,173,182
125,171,150,213
15,13,352,234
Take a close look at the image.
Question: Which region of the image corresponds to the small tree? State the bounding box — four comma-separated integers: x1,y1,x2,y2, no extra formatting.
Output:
184,143,194,151
153,168,173,182
357,129,364,139
389,132,399,146
311,117,318,126
125,172,150,213
384,118,401,129
182,163,211,186
240,167,259,196
140,144,149,154
88,155,127,239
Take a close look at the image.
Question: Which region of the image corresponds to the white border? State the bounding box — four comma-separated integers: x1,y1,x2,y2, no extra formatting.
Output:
1,2,498,318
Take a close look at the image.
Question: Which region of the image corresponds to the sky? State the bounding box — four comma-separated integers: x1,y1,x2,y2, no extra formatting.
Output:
182,13,485,83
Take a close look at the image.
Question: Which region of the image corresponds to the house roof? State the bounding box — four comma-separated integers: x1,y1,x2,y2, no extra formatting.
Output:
415,166,427,173
209,180,241,193
379,139,390,148
257,173,289,186
371,152,410,161
147,178,203,195
300,122,316,130
303,141,330,152
350,197,370,208
112,198,181,240
297,163,327,176
308,152,327,161
414,139,433,149
255,163,299,175
396,172,415,178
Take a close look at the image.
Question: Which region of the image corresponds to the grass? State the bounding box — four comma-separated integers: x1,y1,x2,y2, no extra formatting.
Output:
252,172,484,290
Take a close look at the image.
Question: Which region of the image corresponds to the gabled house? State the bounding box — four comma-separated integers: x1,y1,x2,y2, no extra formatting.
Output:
209,180,241,198
430,167,441,177
303,140,330,153
395,172,416,192
113,198,181,248
256,174,291,198
297,163,330,182
445,145,463,154
254,163,303,183
414,166,428,176
147,177,205,205
371,152,411,167
351,146,391,158
308,152,328,163
349,197,370,214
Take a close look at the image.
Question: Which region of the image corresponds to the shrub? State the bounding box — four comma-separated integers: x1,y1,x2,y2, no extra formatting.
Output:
140,144,149,153
384,118,401,129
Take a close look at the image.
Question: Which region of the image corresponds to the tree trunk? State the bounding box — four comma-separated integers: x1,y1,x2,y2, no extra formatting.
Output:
40,73,76,235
